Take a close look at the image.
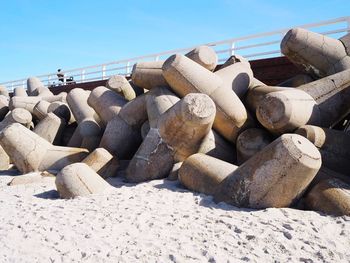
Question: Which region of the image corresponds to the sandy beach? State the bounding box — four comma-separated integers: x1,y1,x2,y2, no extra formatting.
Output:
0,171,348,263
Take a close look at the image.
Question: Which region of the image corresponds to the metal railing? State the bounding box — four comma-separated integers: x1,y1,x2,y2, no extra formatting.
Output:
1,16,349,92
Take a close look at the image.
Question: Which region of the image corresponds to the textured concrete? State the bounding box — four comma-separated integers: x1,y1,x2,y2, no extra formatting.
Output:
33,113,66,144
214,134,322,208
278,74,314,87
82,148,119,179
163,54,252,143
281,28,350,77
9,96,42,113
179,153,238,195
305,178,350,216
88,86,127,125
13,87,28,97
27,77,45,96
47,101,73,123
0,95,9,121
185,45,218,71
33,100,50,120
0,86,9,97
339,33,350,55
256,89,320,134
236,128,272,164
66,88,102,150
99,94,148,159
0,123,88,174
215,57,253,98
0,108,32,131
126,93,216,183
55,163,111,199
106,75,136,101
167,162,182,181
198,130,236,164
145,86,180,128
131,61,168,90
295,125,350,175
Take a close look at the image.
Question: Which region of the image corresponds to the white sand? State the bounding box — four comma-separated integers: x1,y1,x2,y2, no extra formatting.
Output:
0,171,349,263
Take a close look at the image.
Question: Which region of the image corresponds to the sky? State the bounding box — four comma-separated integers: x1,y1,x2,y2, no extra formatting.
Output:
0,0,349,82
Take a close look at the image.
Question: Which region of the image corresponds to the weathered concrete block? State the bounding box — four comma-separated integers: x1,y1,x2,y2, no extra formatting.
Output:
0,108,32,131
339,33,350,55
13,87,28,97
126,93,216,183
99,94,148,159
295,125,350,175
0,123,88,174
141,120,150,139
33,100,50,120
67,88,102,149
0,85,9,97
132,46,218,90
179,153,238,195
215,57,253,98
298,68,350,127
27,77,45,96
245,78,290,113
236,128,272,164
281,28,350,77
162,54,252,143
145,86,180,128
55,163,111,199
132,61,168,90
256,89,320,134
9,96,42,113
47,101,73,123
185,45,218,71
9,172,54,186
0,95,9,121
33,113,66,144
106,75,136,101
220,54,250,69
198,130,236,164
309,167,350,190
0,145,10,170
167,162,182,181
88,86,127,125
214,134,322,208
82,148,119,178
305,178,350,216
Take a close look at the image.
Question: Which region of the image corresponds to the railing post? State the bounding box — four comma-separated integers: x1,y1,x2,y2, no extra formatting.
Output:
22,80,25,89
230,42,235,56
126,62,131,75
81,70,85,83
102,65,106,80
155,56,160,61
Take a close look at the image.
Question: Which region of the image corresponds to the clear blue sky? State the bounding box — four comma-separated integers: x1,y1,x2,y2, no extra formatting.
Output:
0,0,349,82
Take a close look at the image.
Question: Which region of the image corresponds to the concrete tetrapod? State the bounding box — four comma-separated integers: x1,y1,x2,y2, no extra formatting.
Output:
214,134,322,209
0,85,9,97
47,101,73,123
304,178,350,216
126,93,216,183
55,163,111,199
33,100,51,120
13,87,28,97
0,123,88,174
33,113,66,144
82,148,119,178
236,128,272,164
0,95,9,121
66,88,102,150
9,96,42,113
27,77,45,96
87,86,127,125
295,125,350,175
256,89,320,135
340,33,350,55
162,54,252,143
179,153,238,195
132,46,219,90
0,108,32,131
257,68,350,134
214,57,253,99
145,86,180,128
99,94,148,159
281,28,350,78
278,74,314,87
106,75,136,101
